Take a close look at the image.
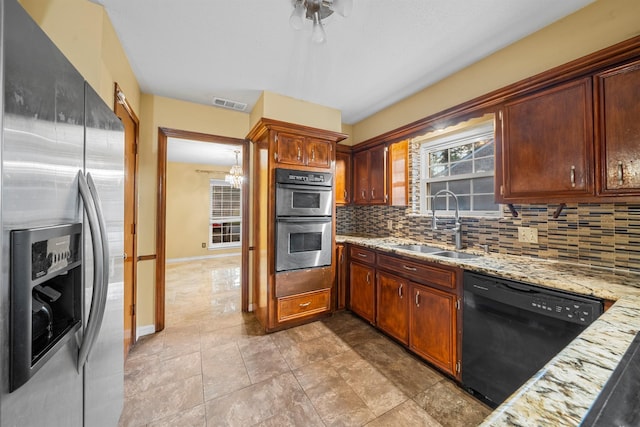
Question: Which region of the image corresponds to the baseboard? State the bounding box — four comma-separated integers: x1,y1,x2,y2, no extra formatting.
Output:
166,252,241,263
136,324,156,339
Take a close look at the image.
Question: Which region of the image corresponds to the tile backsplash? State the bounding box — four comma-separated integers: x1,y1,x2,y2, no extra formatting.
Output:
336,203,640,272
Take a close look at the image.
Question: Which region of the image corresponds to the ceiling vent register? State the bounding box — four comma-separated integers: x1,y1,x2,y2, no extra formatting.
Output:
212,97,248,112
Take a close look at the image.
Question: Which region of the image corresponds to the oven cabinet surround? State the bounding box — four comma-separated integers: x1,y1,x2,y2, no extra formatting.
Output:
335,146,352,206
347,244,462,378
496,53,640,204
246,118,347,332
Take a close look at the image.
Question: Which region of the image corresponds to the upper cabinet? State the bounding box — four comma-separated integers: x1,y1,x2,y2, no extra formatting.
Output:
388,140,409,206
596,59,640,196
275,132,332,168
354,145,387,204
335,146,352,205
498,78,594,203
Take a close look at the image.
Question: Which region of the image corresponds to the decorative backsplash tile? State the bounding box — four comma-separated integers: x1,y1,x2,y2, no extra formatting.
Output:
336,202,640,272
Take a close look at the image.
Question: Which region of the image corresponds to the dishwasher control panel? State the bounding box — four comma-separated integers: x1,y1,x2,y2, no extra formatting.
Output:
529,298,596,324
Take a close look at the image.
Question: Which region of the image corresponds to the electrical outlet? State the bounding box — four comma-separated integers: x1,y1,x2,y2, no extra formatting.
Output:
201,243,206,248
517,227,538,244
387,220,393,231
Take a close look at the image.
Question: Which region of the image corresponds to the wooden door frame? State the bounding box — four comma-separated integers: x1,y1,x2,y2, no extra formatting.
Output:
156,127,249,332
113,83,139,349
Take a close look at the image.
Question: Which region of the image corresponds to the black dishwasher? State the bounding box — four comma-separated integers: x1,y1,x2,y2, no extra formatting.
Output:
462,271,603,408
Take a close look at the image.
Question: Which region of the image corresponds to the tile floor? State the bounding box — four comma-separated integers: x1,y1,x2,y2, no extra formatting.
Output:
118,256,491,427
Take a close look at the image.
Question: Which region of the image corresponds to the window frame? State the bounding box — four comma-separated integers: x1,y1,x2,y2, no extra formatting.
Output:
418,121,501,218
209,179,242,249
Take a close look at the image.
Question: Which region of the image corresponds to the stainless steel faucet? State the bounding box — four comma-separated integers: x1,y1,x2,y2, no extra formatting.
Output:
432,189,463,250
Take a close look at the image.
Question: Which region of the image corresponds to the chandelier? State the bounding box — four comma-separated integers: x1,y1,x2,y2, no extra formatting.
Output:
289,0,353,44
225,150,243,189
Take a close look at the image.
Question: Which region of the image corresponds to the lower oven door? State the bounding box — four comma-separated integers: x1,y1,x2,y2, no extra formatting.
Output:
276,217,332,272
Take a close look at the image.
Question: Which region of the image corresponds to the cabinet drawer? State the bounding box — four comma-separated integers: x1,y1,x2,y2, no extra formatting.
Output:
349,246,376,265
278,289,331,322
377,253,456,290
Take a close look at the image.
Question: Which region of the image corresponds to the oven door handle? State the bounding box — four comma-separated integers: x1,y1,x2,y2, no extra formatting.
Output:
276,183,332,191
276,217,332,223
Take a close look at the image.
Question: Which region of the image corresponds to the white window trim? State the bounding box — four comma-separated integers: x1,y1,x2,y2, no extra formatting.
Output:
417,121,502,218
209,179,242,249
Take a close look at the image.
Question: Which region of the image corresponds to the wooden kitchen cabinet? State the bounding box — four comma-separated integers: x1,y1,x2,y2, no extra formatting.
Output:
376,270,409,345
354,144,386,204
335,243,347,310
409,283,458,376
335,147,352,205
596,60,640,196
498,77,595,203
349,261,375,323
275,132,332,169
388,139,409,206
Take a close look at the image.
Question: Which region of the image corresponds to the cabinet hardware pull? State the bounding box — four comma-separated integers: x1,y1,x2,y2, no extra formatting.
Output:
371,189,375,199
299,302,311,308
357,253,368,258
366,272,370,284
311,149,315,161
344,190,348,201
398,283,403,298
415,291,420,307
361,190,366,200
402,265,417,271
618,161,624,185
340,253,344,263
570,165,576,187
297,146,301,161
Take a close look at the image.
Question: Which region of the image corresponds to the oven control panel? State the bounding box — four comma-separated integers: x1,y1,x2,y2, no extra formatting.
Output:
275,168,332,187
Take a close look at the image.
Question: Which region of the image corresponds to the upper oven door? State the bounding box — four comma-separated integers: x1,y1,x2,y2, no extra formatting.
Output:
276,184,332,217
276,217,332,272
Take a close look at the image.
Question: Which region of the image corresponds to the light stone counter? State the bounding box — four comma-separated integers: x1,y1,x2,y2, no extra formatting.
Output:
336,235,640,426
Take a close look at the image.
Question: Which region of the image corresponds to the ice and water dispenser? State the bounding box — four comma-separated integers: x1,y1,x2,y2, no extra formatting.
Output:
10,223,83,391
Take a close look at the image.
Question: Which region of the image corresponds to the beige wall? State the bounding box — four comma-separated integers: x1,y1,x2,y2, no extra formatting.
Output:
19,0,140,112
166,162,241,260
352,0,640,143
250,91,343,132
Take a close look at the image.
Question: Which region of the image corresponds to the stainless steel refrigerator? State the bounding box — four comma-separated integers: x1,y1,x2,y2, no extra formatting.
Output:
0,0,125,425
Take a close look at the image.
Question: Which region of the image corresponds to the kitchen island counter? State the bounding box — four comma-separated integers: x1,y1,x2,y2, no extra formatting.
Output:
336,235,640,426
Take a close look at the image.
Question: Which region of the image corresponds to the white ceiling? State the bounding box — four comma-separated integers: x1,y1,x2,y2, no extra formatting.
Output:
167,138,241,166
95,0,594,124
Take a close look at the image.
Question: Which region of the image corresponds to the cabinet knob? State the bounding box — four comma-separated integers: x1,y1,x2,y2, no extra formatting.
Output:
570,165,576,188
618,161,624,185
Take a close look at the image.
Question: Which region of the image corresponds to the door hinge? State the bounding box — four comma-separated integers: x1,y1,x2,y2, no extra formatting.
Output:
134,142,139,155
275,134,278,143
455,299,461,310
274,152,279,161
130,304,136,316
456,361,461,374
131,223,136,235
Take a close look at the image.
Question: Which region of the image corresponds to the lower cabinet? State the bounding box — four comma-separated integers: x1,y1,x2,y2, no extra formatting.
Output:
349,261,376,323
376,270,409,345
409,283,458,376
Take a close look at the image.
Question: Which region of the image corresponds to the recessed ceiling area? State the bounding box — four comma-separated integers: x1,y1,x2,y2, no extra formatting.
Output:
167,138,242,167
96,0,594,124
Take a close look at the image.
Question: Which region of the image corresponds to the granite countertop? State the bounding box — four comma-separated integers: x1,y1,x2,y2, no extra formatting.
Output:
336,234,640,426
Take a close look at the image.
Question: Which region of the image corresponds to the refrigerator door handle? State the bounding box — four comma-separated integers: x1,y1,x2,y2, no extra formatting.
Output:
77,171,108,372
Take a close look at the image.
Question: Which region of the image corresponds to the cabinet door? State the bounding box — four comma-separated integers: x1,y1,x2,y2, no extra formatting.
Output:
353,150,370,204
307,138,332,168
336,244,347,310
276,132,306,166
376,271,409,345
500,78,594,201
409,283,457,376
349,262,375,323
335,150,352,205
597,60,640,194
368,145,387,204
388,140,408,206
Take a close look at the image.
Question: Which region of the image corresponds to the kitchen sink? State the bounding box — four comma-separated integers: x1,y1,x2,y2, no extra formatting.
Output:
389,244,444,253
431,251,480,260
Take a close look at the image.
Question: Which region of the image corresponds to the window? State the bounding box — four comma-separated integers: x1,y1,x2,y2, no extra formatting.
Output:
209,180,241,248
418,121,500,217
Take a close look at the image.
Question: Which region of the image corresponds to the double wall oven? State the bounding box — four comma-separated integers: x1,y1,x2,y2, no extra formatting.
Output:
275,168,333,272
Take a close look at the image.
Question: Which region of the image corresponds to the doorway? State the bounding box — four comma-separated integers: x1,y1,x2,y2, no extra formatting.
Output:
114,84,138,357
156,128,249,332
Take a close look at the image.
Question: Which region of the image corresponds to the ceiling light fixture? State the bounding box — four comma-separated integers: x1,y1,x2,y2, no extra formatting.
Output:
225,150,243,189
289,0,353,44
